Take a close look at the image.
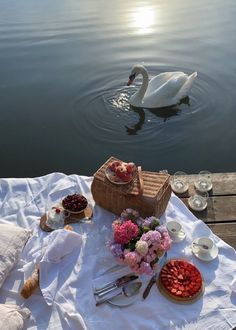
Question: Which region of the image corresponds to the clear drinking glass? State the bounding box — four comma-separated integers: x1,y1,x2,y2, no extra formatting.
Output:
194,171,213,192
171,171,189,194
188,191,209,211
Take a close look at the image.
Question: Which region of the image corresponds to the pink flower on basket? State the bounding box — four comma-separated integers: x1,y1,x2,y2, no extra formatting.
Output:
113,220,139,244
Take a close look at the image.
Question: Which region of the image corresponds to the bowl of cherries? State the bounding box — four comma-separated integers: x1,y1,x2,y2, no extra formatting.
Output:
62,193,88,214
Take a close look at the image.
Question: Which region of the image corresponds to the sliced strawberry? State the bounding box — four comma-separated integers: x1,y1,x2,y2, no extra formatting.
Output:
182,292,189,297
162,278,168,286
170,260,176,267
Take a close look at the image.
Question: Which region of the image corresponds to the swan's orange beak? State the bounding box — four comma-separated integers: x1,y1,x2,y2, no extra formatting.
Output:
127,73,135,86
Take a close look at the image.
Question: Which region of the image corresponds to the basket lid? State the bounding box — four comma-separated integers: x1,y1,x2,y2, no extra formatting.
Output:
93,157,170,198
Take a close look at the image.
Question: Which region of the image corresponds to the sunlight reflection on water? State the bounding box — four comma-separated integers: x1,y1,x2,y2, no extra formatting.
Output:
130,5,157,35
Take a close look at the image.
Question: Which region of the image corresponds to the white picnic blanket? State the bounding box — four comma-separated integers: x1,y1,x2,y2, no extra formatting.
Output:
0,172,235,330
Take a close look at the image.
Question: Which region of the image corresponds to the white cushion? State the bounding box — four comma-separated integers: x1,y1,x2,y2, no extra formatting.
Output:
0,223,31,288
0,304,31,330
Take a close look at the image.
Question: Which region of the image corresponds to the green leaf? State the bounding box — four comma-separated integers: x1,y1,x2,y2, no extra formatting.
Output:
143,226,150,233
151,219,160,230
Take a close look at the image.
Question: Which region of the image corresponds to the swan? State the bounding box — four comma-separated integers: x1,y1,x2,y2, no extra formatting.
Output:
127,64,197,108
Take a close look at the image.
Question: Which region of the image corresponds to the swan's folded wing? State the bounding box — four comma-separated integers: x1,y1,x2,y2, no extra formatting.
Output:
146,72,187,99
147,72,183,94
177,72,197,98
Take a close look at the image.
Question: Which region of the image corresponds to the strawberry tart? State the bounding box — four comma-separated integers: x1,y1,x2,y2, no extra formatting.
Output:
158,259,204,303
105,160,136,184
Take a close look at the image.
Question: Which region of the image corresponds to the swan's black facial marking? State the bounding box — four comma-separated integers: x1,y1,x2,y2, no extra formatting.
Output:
127,73,136,86
129,73,136,80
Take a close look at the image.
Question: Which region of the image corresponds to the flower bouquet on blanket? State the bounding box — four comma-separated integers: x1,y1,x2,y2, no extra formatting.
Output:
107,209,172,275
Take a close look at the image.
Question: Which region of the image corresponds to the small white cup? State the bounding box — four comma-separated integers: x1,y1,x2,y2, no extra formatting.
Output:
166,221,184,238
195,237,214,255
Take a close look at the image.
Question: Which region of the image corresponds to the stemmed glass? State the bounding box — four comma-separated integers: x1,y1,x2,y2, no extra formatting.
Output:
194,171,213,192
188,191,209,211
170,171,189,194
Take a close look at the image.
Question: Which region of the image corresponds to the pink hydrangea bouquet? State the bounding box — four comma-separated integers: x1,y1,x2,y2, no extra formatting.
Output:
107,208,172,276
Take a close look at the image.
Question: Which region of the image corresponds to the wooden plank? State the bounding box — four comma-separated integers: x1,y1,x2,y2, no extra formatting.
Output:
208,223,236,250
171,172,236,197
181,196,236,223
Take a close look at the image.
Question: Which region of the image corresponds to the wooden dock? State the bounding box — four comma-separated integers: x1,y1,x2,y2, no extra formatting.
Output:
172,172,236,250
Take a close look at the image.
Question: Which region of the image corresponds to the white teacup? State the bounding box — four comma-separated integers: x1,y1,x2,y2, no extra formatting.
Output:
194,237,214,255
166,221,184,238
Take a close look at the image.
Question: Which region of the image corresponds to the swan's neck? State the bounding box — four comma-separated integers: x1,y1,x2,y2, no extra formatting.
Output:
137,68,149,100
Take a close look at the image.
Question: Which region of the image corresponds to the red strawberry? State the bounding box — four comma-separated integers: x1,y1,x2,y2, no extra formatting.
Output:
109,161,121,171
121,173,132,182
126,162,135,173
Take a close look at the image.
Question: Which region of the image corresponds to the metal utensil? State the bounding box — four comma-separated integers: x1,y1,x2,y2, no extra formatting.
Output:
142,273,158,299
95,275,139,297
94,273,137,295
193,242,209,249
96,281,142,306
143,252,168,299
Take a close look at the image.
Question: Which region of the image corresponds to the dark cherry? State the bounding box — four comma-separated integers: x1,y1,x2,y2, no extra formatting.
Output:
62,193,88,212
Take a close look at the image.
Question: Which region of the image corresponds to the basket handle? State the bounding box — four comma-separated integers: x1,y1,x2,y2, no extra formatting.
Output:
137,166,144,195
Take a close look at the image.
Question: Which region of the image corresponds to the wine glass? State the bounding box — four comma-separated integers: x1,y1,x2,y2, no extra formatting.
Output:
194,171,213,192
188,191,209,211
171,171,189,194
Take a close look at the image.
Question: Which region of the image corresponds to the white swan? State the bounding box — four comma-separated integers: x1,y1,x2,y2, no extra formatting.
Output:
127,64,197,108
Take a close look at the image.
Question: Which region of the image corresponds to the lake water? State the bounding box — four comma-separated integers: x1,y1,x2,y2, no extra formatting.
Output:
0,0,236,178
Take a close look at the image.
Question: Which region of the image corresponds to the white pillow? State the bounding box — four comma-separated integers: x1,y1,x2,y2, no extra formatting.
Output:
0,223,31,288
0,304,31,330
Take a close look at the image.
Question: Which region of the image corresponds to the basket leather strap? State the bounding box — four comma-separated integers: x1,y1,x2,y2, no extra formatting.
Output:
137,166,144,195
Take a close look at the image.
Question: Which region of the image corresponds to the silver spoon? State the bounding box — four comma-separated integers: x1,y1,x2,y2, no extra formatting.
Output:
193,242,209,249
96,281,142,306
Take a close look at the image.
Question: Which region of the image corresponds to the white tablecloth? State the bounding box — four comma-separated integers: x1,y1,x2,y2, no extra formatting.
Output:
0,172,236,330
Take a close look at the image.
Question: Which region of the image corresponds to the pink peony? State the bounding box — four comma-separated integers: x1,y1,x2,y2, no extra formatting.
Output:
124,250,142,267
139,261,153,276
113,220,139,244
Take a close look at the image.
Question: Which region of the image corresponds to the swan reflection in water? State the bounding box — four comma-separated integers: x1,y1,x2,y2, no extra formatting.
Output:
125,96,190,135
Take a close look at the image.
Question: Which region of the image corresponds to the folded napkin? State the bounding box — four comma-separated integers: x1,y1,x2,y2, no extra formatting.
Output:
39,229,85,305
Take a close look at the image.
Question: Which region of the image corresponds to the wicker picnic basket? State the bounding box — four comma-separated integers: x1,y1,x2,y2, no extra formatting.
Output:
91,157,172,218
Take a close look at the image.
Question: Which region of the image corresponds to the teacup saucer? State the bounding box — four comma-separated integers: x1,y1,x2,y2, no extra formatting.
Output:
170,231,186,243
191,238,219,261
